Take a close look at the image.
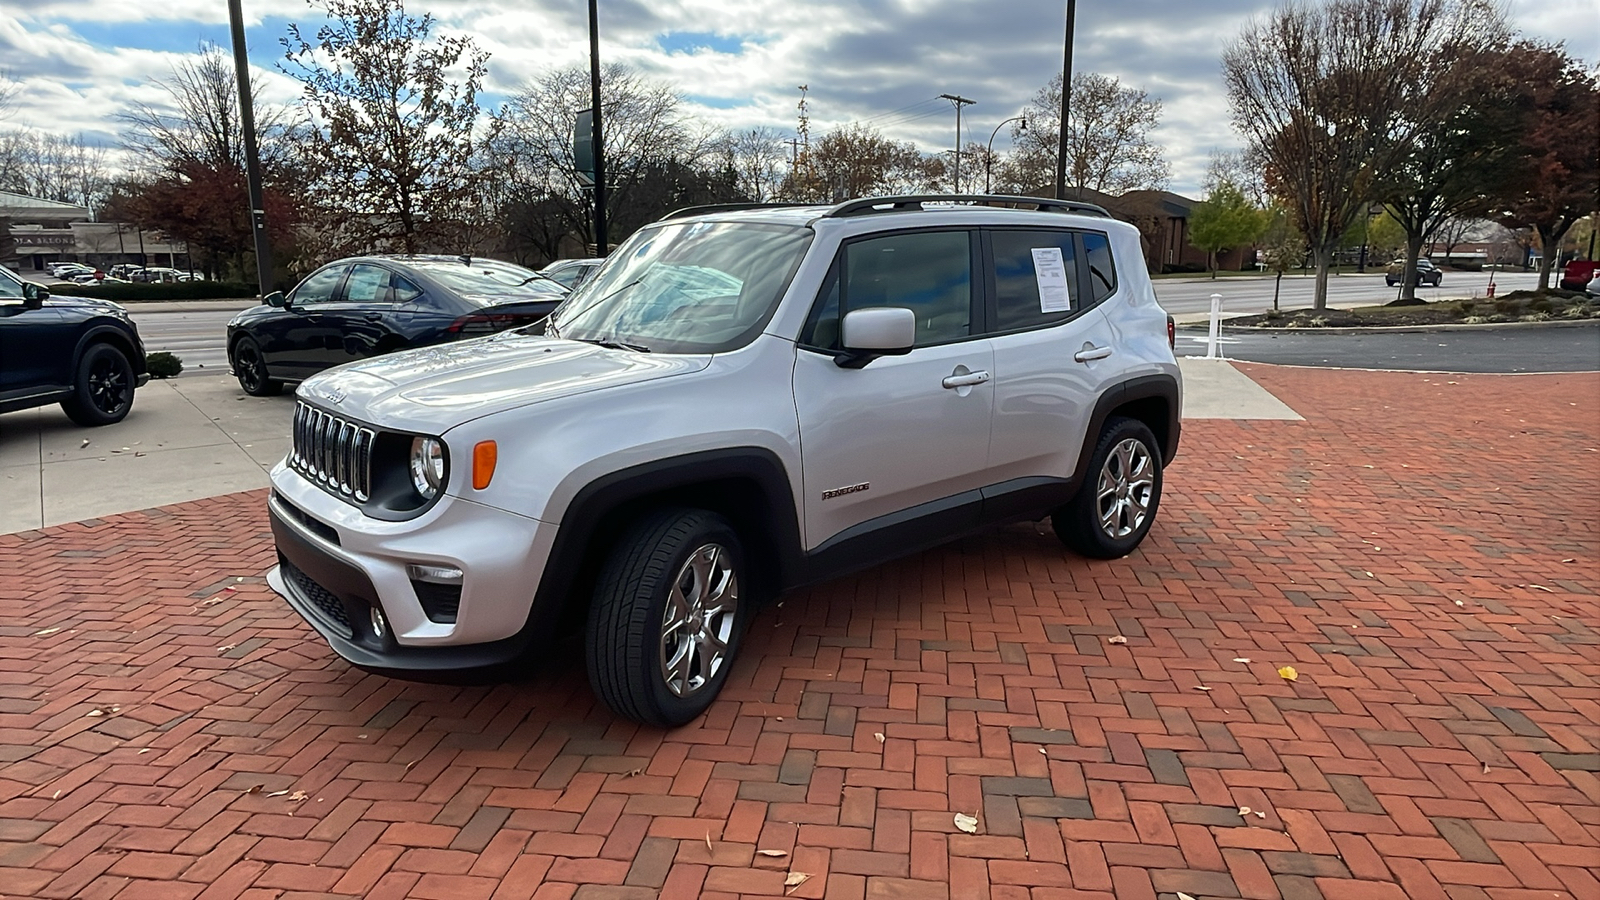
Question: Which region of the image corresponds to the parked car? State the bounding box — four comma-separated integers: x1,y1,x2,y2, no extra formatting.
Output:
1587,272,1600,298
0,265,149,425
1386,258,1443,287
48,263,95,280
225,254,568,396
69,273,105,285
132,267,186,283
538,257,604,290
1560,259,1597,292
262,195,1182,726
109,264,145,280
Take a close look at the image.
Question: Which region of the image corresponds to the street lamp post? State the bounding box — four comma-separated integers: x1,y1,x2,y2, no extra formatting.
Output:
985,115,1026,194
1055,0,1077,200
939,93,975,193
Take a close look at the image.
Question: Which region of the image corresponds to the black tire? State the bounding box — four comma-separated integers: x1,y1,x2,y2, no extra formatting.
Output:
233,336,281,396
586,509,747,727
1052,416,1164,559
1385,278,1397,287
61,343,136,426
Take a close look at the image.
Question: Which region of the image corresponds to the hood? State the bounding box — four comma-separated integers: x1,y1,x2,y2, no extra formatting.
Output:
297,332,709,433
46,295,128,313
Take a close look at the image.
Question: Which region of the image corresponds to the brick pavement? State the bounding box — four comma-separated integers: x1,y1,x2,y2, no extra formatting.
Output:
1,363,1596,900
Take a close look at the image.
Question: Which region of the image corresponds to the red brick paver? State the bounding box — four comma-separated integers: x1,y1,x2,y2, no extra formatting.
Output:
2,365,1597,900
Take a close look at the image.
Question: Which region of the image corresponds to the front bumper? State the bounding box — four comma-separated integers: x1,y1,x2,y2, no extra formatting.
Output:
265,467,557,673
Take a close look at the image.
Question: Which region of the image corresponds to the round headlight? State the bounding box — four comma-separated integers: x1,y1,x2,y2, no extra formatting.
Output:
409,436,446,499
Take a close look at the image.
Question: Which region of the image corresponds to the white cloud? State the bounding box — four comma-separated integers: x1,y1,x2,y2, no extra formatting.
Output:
2,0,1587,196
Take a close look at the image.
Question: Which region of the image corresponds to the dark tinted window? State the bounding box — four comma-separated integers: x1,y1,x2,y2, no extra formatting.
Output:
1083,232,1117,304
344,264,392,303
394,276,424,303
291,265,346,305
845,231,972,346
990,230,1079,331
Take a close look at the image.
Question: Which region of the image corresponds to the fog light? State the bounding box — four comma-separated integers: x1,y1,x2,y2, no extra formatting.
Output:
369,605,388,639
407,563,464,584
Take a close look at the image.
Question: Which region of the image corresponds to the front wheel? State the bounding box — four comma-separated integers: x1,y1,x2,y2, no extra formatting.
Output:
586,509,747,727
233,336,281,396
61,343,135,426
1053,416,1164,559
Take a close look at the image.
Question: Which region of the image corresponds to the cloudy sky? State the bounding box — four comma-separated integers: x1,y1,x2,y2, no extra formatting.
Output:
2,0,1593,196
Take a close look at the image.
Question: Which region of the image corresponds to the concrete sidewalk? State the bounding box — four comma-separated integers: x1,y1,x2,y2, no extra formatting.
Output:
0,359,1298,535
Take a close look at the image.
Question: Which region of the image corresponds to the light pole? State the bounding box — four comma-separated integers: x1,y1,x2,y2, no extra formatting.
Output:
985,115,1026,194
939,93,975,193
587,0,607,255
227,0,274,295
1055,0,1077,200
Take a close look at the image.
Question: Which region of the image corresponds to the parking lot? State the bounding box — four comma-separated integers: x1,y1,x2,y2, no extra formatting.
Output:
1,362,1596,900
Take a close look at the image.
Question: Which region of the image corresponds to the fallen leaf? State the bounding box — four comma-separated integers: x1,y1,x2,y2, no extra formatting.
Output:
953,812,979,834
86,708,104,717
1562,558,1576,563
80,439,90,448
288,790,308,802
243,784,265,795
137,748,150,754
705,832,713,854
622,768,644,778
1178,893,1198,900
1278,666,1298,682
33,627,61,636
1232,657,1251,663
1238,806,1253,817
1454,599,1465,607
52,790,61,799
1194,686,1212,692
1107,635,1128,645
266,789,290,797
1255,810,1266,818
217,643,237,653
1528,584,1554,593
1482,762,1490,774
1039,748,1047,755
874,732,885,744
757,849,789,858
784,871,811,890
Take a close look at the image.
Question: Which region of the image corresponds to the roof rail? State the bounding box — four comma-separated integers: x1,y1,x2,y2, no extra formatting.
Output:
824,194,1110,219
659,202,813,221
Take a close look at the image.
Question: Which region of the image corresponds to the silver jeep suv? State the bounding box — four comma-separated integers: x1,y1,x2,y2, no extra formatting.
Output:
265,195,1182,726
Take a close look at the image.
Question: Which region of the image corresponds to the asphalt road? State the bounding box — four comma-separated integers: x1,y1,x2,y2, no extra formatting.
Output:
1177,322,1600,373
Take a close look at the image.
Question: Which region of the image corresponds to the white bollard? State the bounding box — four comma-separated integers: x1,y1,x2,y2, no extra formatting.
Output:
1205,293,1224,359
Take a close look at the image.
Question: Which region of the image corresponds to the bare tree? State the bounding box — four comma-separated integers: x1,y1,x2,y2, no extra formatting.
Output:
0,131,109,208
1003,72,1169,197
282,0,498,255
1223,0,1497,309
499,63,722,252
718,127,787,202
1204,149,1268,207
797,123,944,201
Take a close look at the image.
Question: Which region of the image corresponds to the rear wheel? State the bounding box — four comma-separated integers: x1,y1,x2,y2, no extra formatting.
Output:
233,336,281,396
61,343,135,426
1053,416,1163,559
586,509,747,727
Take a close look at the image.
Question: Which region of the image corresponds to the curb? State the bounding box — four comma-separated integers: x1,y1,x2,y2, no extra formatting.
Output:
1182,318,1600,335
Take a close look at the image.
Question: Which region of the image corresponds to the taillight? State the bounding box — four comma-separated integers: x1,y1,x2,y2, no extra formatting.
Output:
447,313,533,337
1166,315,1176,350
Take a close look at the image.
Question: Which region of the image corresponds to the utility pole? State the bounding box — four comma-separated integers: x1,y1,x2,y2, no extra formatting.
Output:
1055,0,1077,200
588,0,607,255
226,0,274,296
939,94,975,193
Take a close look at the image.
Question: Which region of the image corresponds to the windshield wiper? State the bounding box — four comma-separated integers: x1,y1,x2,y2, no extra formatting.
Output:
585,338,651,353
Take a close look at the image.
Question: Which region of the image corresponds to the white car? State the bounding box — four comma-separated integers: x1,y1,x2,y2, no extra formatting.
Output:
264,195,1183,726
1588,273,1599,298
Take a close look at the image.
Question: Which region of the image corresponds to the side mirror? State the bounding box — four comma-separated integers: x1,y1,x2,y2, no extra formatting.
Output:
836,307,916,369
22,283,48,309
264,291,287,308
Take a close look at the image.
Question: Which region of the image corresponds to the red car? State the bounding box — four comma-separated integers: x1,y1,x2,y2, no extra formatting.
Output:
1561,259,1598,291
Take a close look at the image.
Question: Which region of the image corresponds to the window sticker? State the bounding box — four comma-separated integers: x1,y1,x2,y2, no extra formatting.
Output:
1030,246,1072,313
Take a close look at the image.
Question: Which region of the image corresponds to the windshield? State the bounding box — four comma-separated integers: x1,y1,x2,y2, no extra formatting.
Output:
407,259,565,304
548,221,812,354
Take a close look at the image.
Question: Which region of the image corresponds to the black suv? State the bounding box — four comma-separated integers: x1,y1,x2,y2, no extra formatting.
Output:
0,268,150,426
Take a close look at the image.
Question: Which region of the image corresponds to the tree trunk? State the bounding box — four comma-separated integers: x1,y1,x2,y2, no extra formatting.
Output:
1273,271,1282,310
1311,244,1333,311
1209,250,1217,279
1536,225,1558,293
1402,233,1427,302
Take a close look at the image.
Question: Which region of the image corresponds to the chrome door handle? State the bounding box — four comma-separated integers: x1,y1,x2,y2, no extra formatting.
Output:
942,370,991,389
1074,346,1113,362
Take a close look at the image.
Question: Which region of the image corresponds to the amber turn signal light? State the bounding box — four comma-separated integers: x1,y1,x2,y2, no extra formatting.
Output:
472,441,497,490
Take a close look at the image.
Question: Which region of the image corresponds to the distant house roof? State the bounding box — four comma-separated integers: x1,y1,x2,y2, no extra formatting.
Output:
0,190,92,220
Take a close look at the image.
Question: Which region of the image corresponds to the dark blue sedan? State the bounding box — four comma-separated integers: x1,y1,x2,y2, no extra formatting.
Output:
225,255,569,396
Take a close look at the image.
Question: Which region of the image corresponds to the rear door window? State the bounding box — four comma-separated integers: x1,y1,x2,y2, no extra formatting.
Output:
343,264,393,303
988,229,1081,332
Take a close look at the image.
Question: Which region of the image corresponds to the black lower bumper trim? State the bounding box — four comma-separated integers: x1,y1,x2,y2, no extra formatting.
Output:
268,501,531,676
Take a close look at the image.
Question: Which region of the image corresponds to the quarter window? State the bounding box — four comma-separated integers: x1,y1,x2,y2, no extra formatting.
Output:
1084,232,1118,304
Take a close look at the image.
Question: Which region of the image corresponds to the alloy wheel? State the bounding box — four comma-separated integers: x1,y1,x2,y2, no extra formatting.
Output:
1096,438,1155,540
88,356,130,415
658,543,739,698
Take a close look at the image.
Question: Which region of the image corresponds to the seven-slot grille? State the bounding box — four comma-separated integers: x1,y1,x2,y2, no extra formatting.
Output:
291,402,376,502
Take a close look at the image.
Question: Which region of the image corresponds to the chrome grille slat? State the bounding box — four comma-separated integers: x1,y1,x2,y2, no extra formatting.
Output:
290,401,375,506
